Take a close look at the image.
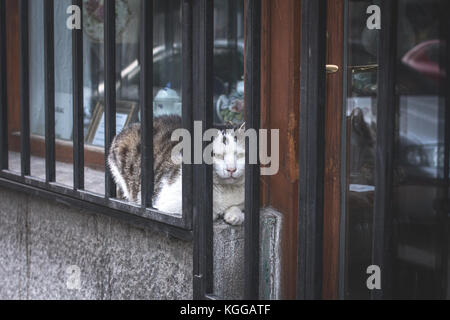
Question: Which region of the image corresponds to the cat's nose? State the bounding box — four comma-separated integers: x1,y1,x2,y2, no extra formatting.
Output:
227,168,237,174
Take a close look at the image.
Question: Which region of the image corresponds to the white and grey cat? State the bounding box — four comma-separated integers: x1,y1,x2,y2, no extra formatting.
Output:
108,115,246,226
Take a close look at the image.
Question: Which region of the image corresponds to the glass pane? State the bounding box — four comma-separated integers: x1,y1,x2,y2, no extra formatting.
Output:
27,0,75,186
344,0,378,300
213,0,245,126
391,0,448,299
343,0,449,299
54,0,74,187
6,0,20,174
153,0,182,117
82,0,107,194
84,0,143,151
28,0,45,180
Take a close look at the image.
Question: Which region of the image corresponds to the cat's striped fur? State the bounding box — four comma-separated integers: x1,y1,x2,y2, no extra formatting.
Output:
108,115,182,203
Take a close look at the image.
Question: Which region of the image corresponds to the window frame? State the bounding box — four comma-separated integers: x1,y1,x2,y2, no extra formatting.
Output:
0,0,196,239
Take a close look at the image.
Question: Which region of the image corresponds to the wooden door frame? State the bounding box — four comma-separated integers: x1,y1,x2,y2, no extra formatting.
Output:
260,0,344,299
260,0,301,299
323,0,345,300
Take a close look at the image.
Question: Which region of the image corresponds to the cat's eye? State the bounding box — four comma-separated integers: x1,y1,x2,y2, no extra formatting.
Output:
214,153,224,160
223,136,227,145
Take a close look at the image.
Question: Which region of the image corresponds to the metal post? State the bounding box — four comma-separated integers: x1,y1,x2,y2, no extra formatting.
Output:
297,0,327,300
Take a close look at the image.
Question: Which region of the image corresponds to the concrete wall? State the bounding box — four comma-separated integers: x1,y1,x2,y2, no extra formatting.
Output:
0,186,282,300
0,187,193,300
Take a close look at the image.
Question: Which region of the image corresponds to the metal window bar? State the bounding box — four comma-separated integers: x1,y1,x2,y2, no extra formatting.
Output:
44,0,55,183
443,40,450,300
297,0,327,300
72,0,84,190
244,0,261,300
192,0,214,300
338,0,350,300
371,0,398,300
182,0,194,229
443,3,450,300
140,0,154,208
0,0,7,170
19,0,30,176
104,0,116,199
438,0,449,299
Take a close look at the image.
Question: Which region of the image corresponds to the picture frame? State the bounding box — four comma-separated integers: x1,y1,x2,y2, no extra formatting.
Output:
85,100,139,147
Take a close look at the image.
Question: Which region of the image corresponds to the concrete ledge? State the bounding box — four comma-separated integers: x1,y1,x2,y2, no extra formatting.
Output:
0,183,282,300
213,207,282,300
0,187,193,300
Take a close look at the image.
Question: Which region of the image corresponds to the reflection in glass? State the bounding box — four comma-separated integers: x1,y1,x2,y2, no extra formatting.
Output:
54,0,74,187
83,0,143,148
213,0,245,126
344,0,378,300
28,0,46,180
344,0,449,299
391,0,448,299
152,1,183,117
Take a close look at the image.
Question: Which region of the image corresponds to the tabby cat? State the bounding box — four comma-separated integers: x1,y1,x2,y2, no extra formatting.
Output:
108,115,246,226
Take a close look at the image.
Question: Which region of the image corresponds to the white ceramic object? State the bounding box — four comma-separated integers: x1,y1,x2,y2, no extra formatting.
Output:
153,86,182,116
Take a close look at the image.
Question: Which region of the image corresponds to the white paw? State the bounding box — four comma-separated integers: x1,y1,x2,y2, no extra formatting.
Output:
224,207,245,226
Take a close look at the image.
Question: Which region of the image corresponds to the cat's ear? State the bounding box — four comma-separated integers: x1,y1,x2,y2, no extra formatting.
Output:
234,122,246,137
235,124,246,145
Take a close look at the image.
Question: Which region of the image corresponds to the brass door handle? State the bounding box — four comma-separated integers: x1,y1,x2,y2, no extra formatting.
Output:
326,64,339,74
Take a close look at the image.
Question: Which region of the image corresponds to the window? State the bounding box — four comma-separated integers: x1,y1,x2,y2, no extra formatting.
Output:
342,0,449,299
0,0,255,242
